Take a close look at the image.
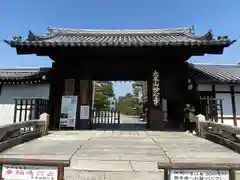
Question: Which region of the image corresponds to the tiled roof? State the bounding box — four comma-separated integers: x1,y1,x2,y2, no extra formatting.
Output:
191,63,240,83
0,68,50,81
1,64,240,84
4,26,235,48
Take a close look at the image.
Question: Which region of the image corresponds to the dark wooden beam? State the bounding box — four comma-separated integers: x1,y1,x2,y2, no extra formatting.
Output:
204,47,224,54
230,86,237,126
14,45,225,56
212,84,216,98
16,47,53,56
16,48,35,55
74,77,81,130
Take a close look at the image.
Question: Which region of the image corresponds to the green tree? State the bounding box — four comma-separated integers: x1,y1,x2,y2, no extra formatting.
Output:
100,82,115,97
117,93,140,115
93,81,115,110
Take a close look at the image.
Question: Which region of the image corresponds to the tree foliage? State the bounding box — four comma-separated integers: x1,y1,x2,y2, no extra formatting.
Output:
94,81,115,110
117,93,141,115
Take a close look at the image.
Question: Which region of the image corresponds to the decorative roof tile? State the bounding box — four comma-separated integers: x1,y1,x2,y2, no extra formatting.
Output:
4,26,235,48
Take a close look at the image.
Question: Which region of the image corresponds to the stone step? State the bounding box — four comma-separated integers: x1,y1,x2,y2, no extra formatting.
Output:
70,160,164,172
64,170,164,180
64,169,240,180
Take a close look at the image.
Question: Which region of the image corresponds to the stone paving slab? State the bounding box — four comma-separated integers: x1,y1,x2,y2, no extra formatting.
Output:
64,170,164,180
77,148,165,155
0,154,71,160
105,172,164,180
63,169,240,180
2,140,83,155
88,139,154,143
1,130,240,177
154,139,209,143
81,143,159,149
64,170,106,180
73,153,169,161
83,140,155,145
130,161,164,171
92,135,151,139
162,148,232,152
70,160,133,171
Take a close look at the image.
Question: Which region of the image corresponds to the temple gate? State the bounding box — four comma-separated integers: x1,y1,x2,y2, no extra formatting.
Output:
4,26,234,130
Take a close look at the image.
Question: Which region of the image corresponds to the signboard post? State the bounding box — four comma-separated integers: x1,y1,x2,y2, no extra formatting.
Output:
59,95,78,130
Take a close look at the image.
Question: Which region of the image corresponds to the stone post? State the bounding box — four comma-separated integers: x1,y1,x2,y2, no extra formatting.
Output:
196,114,206,137
40,113,50,135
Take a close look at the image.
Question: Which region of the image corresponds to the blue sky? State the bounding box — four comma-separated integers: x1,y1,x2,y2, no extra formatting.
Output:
1,0,240,97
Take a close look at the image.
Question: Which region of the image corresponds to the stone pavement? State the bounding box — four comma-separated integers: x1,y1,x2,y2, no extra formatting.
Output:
119,114,145,124
0,131,240,180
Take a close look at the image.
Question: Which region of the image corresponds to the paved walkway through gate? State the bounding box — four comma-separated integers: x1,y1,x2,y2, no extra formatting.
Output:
0,131,240,180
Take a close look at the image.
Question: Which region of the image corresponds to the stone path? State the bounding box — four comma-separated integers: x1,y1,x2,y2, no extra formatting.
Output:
0,131,240,180
119,114,145,124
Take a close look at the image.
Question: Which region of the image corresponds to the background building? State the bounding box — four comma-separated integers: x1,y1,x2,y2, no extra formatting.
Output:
0,63,240,127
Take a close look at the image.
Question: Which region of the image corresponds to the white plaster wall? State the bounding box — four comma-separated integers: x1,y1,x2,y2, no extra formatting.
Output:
215,85,230,92
215,93,234,126
197,84,212,91
234,85,240,92
198,84,231,92
0,84,49,125
215,85,240,126
198,84,240,126
235,93,240,126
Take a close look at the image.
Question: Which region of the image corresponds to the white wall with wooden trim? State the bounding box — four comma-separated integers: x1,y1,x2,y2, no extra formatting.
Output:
1,82,239,127
235,94,240,126
198,84,212,91
0,84,49,126
198,84,240,126
197,84,232,92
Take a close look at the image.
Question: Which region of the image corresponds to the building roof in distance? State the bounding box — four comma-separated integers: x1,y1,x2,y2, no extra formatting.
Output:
191,63,240,84
0,67,50,82
1,63,240,84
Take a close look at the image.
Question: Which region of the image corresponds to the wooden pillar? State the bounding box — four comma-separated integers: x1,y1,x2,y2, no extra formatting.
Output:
230,86,237,126
179,62,188,129
47,63,55,129
147,74,152,129
75,60,92,130
74,79,81,129
49,62,64,130
212,84,216,98
79,80,91,129
161,62,187,130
